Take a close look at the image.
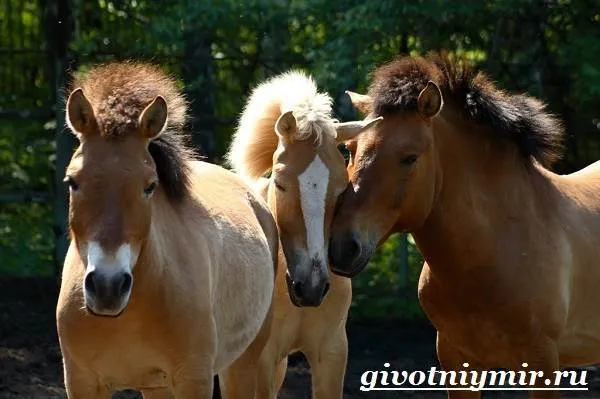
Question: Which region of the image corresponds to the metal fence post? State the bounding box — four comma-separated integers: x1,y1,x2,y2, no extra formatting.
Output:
398,233,409,288
43,0,75,275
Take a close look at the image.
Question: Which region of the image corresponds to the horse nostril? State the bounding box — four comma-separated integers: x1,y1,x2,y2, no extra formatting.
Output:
350,235,362,260
84,272,97,295
293,281,303,299
117,273,132,296
322,282,331,297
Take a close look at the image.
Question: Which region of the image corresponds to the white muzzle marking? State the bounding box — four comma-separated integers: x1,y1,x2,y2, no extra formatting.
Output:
298,155,330,287
82,241,137,315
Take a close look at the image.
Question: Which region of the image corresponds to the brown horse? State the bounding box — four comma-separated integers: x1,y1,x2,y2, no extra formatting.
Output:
329,53,600,398
56,61,278,399
226,71,379,398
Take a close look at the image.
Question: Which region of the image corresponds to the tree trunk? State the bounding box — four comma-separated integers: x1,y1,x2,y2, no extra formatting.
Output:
182,29,217,161
42,0,75,275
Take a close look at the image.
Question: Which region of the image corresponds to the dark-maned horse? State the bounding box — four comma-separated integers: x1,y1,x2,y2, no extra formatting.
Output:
330,53,600,398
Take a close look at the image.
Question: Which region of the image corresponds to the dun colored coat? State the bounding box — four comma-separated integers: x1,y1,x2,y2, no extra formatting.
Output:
56,62,277,399
226,71,378,398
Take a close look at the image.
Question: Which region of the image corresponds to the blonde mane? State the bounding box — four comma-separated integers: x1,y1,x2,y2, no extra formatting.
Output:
226,70,335,180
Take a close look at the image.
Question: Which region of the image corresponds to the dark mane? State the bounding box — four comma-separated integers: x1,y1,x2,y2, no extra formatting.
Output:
70,61,195,202
368,52,565,166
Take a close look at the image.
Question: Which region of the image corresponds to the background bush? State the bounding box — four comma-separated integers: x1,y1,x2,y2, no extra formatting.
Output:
1,0,598,321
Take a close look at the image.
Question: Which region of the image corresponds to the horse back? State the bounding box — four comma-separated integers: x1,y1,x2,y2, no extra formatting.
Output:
187,162,277,261
545,160,600,364
555,159,600,216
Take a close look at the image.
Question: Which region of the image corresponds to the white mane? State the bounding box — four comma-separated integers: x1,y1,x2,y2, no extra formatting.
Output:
226,70,336,179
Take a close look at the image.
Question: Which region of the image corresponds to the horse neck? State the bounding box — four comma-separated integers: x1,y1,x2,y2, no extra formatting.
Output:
413,113,558,274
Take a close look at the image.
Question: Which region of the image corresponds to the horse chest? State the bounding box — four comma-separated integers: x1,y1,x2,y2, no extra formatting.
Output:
103,366,169,392
59,306,180,391
79,334,171,390
418,264,529,365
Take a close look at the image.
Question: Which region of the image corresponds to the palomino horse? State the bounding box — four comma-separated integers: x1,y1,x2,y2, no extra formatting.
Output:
226,71,379,397
330,53,600,398
56,61,278,399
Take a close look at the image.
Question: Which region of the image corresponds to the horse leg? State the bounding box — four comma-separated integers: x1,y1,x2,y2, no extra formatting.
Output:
219,360,256,399
524,337,561,399
436,333,481,399
171,372,213,399
62,360,111,399
274,356,288,392
219,306,274,399
254,344,289,399
305,326,348,399
170,352,214,399
219,348,262,399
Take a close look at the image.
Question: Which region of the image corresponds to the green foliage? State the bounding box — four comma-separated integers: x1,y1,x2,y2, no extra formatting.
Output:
0,119,56,276
0,203,54,275
0,121,55,192
1,0,600,318
349,234,426,321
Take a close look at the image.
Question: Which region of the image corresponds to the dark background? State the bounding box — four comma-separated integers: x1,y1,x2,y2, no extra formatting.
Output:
1,0,599,397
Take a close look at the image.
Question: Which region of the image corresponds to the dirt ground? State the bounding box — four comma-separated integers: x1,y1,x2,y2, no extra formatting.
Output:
1,277,600,399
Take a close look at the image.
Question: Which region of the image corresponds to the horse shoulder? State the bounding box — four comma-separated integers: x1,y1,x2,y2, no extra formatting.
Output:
253,177,270,201
185,159,275,282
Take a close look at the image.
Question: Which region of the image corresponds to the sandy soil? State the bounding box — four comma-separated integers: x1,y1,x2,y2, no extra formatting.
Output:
1,277,599,399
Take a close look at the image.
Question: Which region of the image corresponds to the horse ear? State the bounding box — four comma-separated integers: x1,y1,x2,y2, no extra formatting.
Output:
345,91,372,115
334,116,383,143
275,110,296,140
139,96,168,139
66,88,96,137
417,81,443,119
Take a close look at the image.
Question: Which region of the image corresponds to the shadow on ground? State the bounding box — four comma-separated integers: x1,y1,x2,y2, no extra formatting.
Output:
1,277,598,398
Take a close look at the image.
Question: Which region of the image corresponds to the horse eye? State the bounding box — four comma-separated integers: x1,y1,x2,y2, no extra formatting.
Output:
274,181,286,192
144,181,157,197
64,176,79,192
338,143,351,166
401,154,418,166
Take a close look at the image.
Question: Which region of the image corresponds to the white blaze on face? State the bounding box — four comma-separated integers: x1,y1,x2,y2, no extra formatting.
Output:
298,155,330,285
85,241,135,276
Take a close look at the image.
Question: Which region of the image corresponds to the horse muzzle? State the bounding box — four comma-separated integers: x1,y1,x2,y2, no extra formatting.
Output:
329,231,374,277
285,269,330,308
84,270,133,317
